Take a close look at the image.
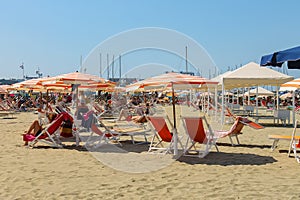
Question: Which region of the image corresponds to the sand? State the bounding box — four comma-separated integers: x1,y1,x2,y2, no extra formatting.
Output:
1,109,300,200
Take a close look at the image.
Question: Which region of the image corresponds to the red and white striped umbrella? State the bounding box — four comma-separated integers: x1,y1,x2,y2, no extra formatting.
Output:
0,85,9,94
126,72,218,92
280,78,299,91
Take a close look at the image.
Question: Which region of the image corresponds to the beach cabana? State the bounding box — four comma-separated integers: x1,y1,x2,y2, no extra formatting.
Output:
220,62,293,124
243,87,274,97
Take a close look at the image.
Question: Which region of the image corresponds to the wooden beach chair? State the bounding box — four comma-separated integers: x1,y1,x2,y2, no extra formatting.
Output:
147,116,183,154
181,116,219,158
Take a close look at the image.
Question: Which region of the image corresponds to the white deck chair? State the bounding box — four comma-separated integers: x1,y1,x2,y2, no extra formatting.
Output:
288,120,300,163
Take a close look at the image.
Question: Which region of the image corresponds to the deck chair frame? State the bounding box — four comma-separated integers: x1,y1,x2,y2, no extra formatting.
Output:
288,120,300,163
86,114,122,147
85,123,120,148
213,116,245,146
28,114,64,148
181,116,219,158
147,115,183,154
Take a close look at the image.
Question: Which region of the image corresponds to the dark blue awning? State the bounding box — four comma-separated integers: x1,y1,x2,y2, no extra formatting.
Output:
260,46,300,69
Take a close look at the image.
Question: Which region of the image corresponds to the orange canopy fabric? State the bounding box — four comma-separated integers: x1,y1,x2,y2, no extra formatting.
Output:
51,72,112,85
126,72,218,92
0,85,9,94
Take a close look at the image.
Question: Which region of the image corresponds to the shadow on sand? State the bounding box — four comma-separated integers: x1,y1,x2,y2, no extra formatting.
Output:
177,151,277,166
216,142,272,149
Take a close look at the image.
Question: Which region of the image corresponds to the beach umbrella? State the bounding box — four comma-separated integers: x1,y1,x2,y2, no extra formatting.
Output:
126,72,218,155
0,85,9,94
49,71,112,85
42,72,116,91
261,46,300,69
42,71,116,107
280,78,300,91
9,78,46,91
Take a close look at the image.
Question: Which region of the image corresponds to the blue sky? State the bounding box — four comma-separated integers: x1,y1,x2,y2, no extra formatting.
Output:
1,0,300,79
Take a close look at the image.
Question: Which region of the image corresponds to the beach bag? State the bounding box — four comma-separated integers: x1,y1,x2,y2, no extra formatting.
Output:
60,120,73,137
23,134,36,142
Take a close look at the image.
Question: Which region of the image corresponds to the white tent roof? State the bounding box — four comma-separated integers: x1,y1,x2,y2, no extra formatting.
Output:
222,62,294,89
243,87,274,96
210,71,233,90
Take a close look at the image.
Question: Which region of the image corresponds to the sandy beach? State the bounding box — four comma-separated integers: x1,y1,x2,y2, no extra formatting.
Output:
1,110,300,200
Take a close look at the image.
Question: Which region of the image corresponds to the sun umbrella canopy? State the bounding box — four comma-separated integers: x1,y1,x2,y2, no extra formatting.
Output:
280,78,300,91
0,85,9,94
51,71,111,85
261,46,300,69
126,72,218,92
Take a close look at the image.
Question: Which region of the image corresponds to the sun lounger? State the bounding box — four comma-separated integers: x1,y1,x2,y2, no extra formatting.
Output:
269,120,300,151
86,123,121,147
93,114,149,145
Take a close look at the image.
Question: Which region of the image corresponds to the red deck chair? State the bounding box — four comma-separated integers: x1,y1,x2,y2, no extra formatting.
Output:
213,116,245,146
59,111,80,146
147,116,183,154
28,114,64,148
226,107,264,129
182,116,219,158
86,123,121,147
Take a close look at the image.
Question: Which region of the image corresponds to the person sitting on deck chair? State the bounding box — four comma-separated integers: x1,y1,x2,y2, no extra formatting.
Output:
23,108,57,145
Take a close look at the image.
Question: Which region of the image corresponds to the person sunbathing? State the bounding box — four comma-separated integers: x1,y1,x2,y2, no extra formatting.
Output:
118,103,150,123
23,111,57,145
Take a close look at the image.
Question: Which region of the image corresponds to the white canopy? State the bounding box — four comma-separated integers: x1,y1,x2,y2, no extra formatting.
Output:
222,62,293,89
211,71,233,90
219,62,294,124
243,87,274,96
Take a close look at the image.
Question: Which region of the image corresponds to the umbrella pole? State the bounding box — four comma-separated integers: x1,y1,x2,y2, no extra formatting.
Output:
46,89,49,111
221,78,224,125
214,85,217,120
256,86,258,116
293,91,295,126
171,82,178,156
